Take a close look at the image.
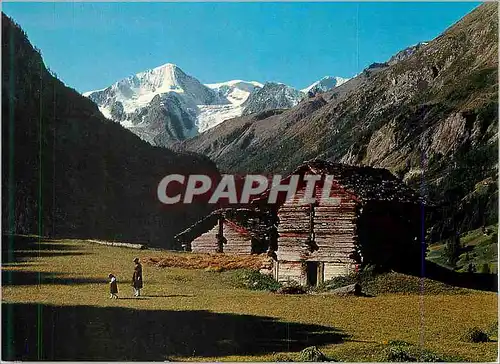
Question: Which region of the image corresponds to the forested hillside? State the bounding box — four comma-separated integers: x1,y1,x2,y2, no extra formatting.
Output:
2,14,219,248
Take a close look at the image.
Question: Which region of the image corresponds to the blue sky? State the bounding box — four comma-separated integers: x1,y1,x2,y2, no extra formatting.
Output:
4,2,480,93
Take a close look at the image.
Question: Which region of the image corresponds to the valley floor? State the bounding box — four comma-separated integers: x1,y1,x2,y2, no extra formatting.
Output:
2,236,498,361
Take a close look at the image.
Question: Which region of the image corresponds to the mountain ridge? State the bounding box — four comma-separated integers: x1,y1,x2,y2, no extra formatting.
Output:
84,64,348,146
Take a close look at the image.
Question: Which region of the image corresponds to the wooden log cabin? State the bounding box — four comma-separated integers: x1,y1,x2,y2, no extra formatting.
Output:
253,160,425,286
174,208,276,255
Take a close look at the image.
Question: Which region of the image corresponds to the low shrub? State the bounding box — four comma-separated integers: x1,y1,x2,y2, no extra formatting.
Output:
358,264,379,280
385,345,416,362
297,346,332,362
318,264,379,293
322,274,358,291
229,269,282,292
461,327,490,343
384,340,444,362
418,350,444,362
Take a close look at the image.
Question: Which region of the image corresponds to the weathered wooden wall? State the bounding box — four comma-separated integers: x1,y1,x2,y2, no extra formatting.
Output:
191,219,253,255
191,223,219,254
323,262,356,281
276,187,311,263
222,221,253,255
276,175,359,284
306,184,358,264
273,261,307,285
272,261,356,284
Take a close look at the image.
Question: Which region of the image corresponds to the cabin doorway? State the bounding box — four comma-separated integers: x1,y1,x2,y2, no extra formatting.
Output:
306,262,319,286
306,261,324,286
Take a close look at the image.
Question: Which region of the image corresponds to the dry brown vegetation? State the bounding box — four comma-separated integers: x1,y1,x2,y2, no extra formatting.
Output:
143,252,270,271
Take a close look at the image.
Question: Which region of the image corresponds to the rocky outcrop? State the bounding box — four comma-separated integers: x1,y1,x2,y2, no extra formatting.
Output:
242,82,304,116
429,113,469,155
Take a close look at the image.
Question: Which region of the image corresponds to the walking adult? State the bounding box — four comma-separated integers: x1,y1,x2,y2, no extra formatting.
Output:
132,257,143,297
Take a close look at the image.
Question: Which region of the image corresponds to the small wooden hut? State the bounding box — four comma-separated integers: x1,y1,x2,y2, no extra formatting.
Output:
253,160,425,286
174,208,276,255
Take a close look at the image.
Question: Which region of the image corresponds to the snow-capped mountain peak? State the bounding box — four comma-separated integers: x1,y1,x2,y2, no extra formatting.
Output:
85,63,221,116
84,64,350,147
84,64,267,144
301,76,350,94
134,62,184,92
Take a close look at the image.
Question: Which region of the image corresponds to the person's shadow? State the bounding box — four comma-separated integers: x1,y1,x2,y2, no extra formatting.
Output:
143,294,195,298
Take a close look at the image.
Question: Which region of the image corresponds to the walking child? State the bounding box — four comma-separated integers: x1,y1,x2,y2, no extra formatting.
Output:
109,273,118,299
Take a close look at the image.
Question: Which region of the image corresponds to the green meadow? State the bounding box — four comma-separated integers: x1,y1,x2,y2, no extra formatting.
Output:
2,236,497,362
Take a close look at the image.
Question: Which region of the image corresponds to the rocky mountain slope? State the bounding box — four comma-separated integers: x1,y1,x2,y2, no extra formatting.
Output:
241,82,304,116
85,65,348,146
2,14,219,248
301,76,350,94
181,3,498,239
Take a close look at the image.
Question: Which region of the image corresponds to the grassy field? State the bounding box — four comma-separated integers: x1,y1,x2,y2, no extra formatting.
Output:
427,224,498,273
2,236,498,361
